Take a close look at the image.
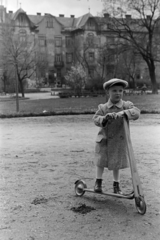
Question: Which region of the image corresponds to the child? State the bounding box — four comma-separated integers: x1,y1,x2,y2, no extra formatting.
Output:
93,78,140,194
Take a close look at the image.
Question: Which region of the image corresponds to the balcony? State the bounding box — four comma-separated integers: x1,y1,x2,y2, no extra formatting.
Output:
87,60,96,67
54,61,64,68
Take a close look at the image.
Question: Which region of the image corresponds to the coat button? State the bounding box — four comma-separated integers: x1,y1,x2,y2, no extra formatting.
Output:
120,136,124,140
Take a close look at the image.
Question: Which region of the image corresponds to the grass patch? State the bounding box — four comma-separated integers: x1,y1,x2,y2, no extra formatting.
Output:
0,94,160,118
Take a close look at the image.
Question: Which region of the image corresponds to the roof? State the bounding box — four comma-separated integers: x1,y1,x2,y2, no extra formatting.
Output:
11,8,26,21
56,16,75,28
6,8,94,32
75,12,92,28
56,12,93,32
94,15,146,33
10,8,37,29
28,14,44,25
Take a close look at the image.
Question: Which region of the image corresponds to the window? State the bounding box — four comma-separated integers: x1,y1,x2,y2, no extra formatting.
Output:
19,14,25,27
88,19,95,30
65,36,72,48
107,49,115,63
19,29,26,42
57,69,61,79
46,17,53,28
66,53,73,63
55,37,62,47
55,54,62,62
89,68,94,77
39,53,45,62
88,52,94,62
107,36,115,44
107,23,112,29
106,64,114,75
39,38,46,46
87,33,94,46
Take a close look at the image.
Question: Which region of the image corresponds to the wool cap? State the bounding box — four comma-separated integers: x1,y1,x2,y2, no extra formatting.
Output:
103,78,128,90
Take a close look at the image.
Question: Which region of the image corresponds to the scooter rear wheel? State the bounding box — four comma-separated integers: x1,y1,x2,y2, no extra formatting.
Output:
135,196,146,215
75,180,87,197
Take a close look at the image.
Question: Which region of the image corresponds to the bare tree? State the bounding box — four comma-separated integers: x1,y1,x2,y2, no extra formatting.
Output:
97,43,115,80
71,31,139,91
0,61,13,94
65,64,87,96
2,26,37,97
72,34,106,90
102,0,160,93
73,36,90,72
118,48,141,87
36,51,49,86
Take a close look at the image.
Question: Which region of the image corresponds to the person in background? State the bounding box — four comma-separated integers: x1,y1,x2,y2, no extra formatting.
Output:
141,84,147,94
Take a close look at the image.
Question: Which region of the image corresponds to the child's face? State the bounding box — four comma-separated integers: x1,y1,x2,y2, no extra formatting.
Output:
108,85,124,104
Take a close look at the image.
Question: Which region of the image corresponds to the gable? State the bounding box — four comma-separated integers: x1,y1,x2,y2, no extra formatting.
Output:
75,13,93,29
12,8,37,31
15,13,30,28
34,14,62,35
84,17,98,31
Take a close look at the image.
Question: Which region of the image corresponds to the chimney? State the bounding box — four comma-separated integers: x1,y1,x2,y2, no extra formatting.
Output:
59,14,64,17
37,12,41,16
70,15,75,18
125,14,131,19
104,13,110,19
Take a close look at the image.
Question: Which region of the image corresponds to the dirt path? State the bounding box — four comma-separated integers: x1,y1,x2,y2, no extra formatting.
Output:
0,114,160,240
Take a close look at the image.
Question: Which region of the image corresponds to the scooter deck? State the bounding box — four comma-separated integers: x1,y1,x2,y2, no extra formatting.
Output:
84,188,134,199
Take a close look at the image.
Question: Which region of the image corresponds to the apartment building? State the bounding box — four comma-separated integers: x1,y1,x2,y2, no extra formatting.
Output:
0,5,159,91
0,5,122,87
0,5,6,90
27,11,100,85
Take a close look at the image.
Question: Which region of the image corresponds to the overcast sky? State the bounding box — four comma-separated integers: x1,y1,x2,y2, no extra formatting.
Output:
3,0,104,17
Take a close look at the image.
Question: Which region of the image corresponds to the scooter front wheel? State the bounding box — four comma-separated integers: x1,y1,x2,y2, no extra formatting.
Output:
75,180,87,197
135,196,146,215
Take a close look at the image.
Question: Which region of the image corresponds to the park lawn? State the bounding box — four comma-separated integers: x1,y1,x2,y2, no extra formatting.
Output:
0,94,160,116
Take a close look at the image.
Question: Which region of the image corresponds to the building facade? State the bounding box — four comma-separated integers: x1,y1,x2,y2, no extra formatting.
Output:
0,5,7,90
0,5,160,92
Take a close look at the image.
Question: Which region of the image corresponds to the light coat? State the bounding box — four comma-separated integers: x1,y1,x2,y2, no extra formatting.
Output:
93,99,140,170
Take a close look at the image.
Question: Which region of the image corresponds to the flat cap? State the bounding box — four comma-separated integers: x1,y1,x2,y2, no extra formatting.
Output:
103,78,128,90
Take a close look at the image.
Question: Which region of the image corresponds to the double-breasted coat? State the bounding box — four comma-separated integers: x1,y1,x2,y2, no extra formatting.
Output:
93,99,140,170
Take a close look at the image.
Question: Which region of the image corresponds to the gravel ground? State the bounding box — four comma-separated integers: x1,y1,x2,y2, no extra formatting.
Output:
0,114,160,240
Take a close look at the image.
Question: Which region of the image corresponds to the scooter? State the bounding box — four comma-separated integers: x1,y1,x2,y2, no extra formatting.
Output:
74,118,147,215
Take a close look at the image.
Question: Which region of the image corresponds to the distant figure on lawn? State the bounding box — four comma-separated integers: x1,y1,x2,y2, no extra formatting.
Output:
141,84,147,94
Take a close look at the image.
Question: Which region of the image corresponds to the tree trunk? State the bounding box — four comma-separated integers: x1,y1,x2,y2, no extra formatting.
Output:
130,76,135,88
19,79,25,97
148,62,158,94
3,77,7,94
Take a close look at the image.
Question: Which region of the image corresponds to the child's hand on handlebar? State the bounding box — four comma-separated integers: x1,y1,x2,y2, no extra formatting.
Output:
104,112,117,120
115,111,124,119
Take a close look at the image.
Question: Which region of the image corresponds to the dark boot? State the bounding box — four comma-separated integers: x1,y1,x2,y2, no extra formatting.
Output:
94,179,102,193
113,181,123,195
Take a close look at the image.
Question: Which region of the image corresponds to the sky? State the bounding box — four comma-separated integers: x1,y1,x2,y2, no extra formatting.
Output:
2,0,104,17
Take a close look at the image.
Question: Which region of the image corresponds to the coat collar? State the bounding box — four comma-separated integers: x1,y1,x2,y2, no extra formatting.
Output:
107,99,123,109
